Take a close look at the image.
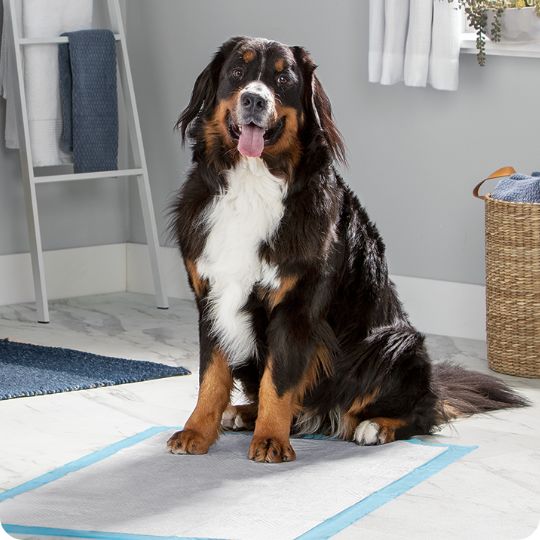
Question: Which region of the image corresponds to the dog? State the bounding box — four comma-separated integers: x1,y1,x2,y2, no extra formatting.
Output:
167,36,526,463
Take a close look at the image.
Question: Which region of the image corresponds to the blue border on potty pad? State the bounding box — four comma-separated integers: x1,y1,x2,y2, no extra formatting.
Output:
0,426,476,540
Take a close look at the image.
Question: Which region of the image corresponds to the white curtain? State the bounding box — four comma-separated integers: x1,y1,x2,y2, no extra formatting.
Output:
369,0,463,91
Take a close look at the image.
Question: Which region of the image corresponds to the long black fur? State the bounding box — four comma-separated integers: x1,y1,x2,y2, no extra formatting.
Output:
171,37,527,445
433,362,529,418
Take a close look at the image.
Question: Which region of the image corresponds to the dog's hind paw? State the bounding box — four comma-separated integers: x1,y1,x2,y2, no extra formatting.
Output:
354,417,405,445
354,420,383,446
221,404,256,431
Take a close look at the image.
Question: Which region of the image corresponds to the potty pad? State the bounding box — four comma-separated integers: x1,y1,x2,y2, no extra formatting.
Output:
0,427,476,540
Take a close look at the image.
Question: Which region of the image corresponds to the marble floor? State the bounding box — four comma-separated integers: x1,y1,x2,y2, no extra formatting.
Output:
0,292,539,540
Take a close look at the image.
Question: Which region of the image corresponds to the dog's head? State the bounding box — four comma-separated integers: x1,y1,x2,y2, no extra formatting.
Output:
177,37,344,173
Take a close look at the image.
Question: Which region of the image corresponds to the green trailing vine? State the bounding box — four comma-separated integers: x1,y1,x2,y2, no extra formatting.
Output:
451,0,540,65
491,7,504,41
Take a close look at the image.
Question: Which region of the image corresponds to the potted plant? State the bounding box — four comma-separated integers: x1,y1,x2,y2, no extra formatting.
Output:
455,0,540,65
487,3,540,41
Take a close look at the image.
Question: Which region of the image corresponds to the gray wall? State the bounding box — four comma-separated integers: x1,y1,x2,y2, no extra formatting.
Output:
126,0,540,286
0,0,129,256
1,1,538,287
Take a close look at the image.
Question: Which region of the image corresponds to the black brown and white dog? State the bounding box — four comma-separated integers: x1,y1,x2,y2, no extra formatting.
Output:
167,36,526,463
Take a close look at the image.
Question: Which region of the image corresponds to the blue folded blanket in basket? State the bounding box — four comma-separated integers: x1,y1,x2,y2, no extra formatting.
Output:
58,30,118,173
491,171,540,203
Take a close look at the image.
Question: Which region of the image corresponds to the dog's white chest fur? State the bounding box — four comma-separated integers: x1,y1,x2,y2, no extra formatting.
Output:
197,158,287,365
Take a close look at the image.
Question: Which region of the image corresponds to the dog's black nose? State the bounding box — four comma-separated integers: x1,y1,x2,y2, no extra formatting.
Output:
241,92,268,114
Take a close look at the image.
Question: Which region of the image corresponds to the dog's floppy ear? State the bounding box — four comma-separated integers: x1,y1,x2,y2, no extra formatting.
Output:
291,46,346,165
176,36,244,143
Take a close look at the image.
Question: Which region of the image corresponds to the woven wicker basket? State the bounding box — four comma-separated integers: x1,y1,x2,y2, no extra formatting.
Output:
473,166,540,378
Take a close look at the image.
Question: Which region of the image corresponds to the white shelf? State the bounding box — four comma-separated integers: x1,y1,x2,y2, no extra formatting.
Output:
19,34,121,46
33,168,144,184
460,32,540,58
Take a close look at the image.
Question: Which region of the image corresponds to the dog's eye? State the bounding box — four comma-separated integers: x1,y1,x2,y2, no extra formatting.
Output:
277,73,290,86
231,68,244,80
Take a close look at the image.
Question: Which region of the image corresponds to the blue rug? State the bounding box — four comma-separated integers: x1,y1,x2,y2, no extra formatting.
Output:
0,339,190,400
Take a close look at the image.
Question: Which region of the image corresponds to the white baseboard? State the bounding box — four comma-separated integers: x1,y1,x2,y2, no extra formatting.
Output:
390,275,486,341
0,244,126,306
126,243,190,300
0,242,486,341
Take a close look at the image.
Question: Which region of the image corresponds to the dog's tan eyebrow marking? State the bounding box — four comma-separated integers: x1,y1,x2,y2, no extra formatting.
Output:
274,58,285,72
243,50,256,63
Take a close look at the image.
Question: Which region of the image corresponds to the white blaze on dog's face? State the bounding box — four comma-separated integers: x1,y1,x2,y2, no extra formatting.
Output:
234,81,277,158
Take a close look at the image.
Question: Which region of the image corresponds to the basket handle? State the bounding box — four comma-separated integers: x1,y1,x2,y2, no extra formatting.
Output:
473,166,516,200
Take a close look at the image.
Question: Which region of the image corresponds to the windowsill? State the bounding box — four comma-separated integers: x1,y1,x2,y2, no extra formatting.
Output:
460,32,540,58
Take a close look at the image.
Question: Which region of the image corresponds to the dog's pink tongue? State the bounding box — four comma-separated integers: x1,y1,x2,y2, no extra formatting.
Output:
238,124,265,158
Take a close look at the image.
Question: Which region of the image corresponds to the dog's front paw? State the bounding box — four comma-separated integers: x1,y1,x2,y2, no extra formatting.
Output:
167,429,211,455
248,436,296,463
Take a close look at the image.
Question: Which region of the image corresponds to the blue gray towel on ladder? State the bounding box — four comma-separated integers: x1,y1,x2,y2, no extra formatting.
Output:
491,172,540,204
58,29,118,173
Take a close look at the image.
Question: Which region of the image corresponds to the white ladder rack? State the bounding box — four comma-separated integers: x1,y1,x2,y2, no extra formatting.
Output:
9,0,168,322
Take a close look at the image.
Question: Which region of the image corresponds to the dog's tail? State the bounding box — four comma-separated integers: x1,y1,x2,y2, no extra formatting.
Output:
432,361,529,421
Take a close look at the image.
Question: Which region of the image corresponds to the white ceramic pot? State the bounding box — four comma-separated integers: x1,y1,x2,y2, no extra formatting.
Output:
487,7,540,42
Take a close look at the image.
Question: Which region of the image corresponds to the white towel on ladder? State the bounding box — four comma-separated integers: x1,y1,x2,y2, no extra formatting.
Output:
0,0,93,164
369,0,462,90
1,0,20,148
22,0,93,166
